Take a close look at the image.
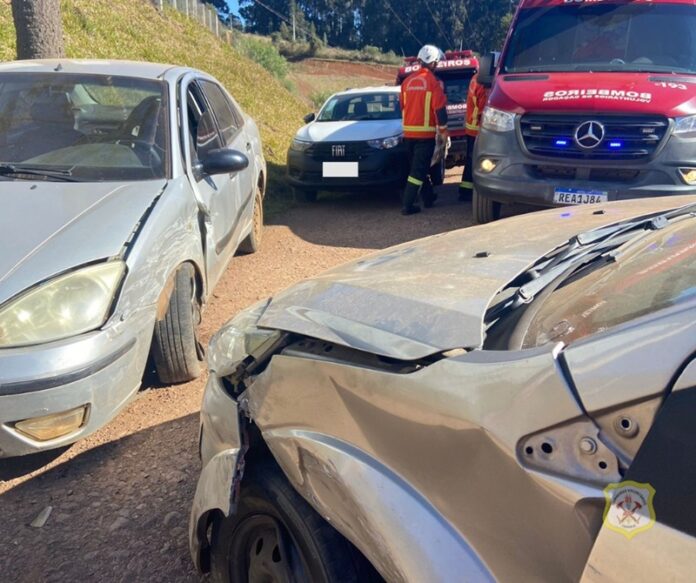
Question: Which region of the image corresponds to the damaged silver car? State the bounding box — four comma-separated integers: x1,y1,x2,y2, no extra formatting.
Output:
191,196,696,582
0,60,265,456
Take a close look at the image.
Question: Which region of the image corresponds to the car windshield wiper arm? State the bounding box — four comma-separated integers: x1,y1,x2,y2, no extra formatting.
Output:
486,209,696,325
0,163,78,181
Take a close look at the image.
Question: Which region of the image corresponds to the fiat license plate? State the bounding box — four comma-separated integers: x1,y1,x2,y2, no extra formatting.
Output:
554,188,608,205
323,162,358,178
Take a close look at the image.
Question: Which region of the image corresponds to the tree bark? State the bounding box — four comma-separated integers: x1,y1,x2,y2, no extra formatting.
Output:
11,0,65,60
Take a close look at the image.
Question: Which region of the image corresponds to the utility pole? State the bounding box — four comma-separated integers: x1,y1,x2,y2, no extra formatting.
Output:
292,11,296,42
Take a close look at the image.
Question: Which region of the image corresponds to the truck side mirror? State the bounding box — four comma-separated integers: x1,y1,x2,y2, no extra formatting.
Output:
478,52,500,88
303,112,316,124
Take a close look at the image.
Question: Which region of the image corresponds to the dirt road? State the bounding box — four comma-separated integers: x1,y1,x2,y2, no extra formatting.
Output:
0,175,473,582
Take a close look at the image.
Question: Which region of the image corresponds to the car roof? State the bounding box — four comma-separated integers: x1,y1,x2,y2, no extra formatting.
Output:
333,85,400,97
0,59,190,80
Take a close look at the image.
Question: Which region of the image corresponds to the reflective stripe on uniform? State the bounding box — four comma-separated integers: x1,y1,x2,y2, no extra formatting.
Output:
403,125,437,132
459,181,473,189
407,176,424,186
424,91,432,130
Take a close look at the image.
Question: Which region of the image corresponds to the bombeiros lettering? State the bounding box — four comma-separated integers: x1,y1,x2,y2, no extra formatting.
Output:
543,89,652,103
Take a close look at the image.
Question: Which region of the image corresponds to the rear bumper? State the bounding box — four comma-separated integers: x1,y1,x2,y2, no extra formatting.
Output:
474,127,696,207
287,145,409,191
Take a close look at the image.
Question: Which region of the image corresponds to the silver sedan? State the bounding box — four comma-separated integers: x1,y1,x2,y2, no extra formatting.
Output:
191,196,696,582
0,59,266,457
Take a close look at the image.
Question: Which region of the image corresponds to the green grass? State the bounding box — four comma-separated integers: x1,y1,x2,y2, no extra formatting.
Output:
0,0,306,214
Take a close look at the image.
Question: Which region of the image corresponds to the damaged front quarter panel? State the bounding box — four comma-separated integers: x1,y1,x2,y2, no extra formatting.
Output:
239,341,615,583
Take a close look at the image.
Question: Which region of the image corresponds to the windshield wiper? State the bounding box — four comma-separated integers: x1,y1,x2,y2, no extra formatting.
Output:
485,204,696,325
0,163,78,182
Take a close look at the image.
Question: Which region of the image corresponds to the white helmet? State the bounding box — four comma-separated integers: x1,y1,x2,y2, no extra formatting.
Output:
417,44,443,65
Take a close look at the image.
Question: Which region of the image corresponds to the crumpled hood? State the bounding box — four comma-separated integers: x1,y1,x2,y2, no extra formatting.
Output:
492,72,696,117
0,180,167,305
297,119,403,143
259,196,696,360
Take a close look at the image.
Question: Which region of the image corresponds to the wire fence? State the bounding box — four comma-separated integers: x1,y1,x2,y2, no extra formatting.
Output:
150,0,235,45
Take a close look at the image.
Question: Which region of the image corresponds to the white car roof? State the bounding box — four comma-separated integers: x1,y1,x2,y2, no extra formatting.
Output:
0,59,187,80
333,85,400,97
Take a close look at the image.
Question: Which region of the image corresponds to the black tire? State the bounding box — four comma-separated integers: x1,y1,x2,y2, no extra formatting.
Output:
472,186,502,224
239,188,264,254
210,461,379,583
151,263,202,384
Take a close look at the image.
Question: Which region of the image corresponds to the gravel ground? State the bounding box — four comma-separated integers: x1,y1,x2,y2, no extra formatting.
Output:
0,173,475,582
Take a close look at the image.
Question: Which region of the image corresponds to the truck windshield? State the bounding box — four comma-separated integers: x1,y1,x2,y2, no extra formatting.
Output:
317,93,401,122
503,3,696,74
443,77,471,105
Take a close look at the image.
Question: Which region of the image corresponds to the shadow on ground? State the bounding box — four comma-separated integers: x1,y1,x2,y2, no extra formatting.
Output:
269,169,480,249
0,414,200,583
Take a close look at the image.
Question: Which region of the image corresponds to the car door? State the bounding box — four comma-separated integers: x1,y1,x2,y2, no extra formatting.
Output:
180,77,240,290
558,303,696,582
198,79,255,247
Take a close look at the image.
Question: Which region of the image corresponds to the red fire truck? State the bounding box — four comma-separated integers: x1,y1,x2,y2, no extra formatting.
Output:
473,0,696,223
396,50,479,167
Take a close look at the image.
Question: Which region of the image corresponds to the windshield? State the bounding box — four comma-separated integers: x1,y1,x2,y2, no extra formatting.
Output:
503,4,696,74
444,77,471,105
520,218,696,349
317,92,401,122
0,73,169,181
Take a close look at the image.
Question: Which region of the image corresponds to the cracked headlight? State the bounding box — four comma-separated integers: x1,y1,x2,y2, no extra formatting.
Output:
0,261,126,348
674,115,696,136
208,299,280,377
482,107,516,132
368,135,403,150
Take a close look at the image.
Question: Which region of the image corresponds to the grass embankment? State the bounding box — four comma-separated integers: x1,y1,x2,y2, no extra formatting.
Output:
0,0,307,214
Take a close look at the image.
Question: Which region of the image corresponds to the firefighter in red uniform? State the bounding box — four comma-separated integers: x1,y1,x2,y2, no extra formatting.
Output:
399,44,449,215
459,72,489,200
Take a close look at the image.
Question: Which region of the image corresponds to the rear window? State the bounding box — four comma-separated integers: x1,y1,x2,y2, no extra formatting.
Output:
520,219,696,349
504,3,696,74
317,93,401,122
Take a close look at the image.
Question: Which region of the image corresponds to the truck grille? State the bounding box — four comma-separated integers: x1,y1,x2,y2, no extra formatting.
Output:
306,141,372,161
520,114,669,160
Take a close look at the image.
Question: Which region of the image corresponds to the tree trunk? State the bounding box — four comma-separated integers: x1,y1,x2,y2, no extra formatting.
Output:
11,0,65,60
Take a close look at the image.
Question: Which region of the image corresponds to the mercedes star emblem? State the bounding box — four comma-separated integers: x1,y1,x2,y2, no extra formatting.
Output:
574,121,606,150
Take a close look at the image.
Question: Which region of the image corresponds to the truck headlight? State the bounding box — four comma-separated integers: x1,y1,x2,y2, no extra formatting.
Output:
0,261,125,348
290,138,312,152
368,135,403,150
208,299,279,377
482,107,516,132
674,115,696,136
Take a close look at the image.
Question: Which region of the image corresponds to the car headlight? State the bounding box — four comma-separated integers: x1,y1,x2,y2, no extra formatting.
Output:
674,115,696,136
368,135,403,150
290,138,312,152
0,261,125,348
208,299,280,377
482,107,516,132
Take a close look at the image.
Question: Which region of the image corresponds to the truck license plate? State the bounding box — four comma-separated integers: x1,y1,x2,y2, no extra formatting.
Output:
554,188,608,205
323,162,358,178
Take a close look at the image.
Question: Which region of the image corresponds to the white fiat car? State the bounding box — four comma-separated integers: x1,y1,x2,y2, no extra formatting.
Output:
287,86,409,201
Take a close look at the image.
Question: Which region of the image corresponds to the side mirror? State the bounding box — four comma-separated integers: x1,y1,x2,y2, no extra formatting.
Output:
303,112,316,124
200,148,249,176
478,52,500,88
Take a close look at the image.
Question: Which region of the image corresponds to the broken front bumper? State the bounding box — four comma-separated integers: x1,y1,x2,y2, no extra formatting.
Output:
189,373,242,574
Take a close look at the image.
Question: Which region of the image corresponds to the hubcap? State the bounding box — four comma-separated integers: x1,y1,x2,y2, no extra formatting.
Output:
229,515,309,583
